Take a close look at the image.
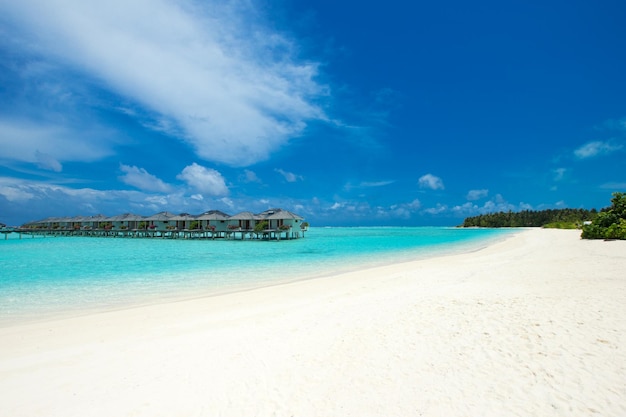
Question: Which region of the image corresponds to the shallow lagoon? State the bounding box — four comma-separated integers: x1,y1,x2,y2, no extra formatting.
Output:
0,227,514,324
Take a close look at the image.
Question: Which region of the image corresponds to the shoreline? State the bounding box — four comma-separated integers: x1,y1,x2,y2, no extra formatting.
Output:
1,228,625,416
0,227,515,327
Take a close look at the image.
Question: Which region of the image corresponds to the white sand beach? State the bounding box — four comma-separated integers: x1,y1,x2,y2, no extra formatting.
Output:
1,228,625,417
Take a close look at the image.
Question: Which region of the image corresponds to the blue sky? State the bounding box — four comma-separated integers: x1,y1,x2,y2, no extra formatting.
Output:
1,0,625,226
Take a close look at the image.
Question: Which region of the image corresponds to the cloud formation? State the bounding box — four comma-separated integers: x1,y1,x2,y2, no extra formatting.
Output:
1,0,328,167
574,140,623,159
466,189,488,201
0,183,35,202
418,174,444,190
119,164,172,193
451,194,534,217
344,180,394,191
552,168,567,182
0,119,114,167
275,169,303,183
176,163,229,196
242,170,261,183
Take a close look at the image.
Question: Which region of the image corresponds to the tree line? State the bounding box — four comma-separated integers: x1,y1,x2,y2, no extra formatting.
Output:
460,192,626,240
460,208,596,228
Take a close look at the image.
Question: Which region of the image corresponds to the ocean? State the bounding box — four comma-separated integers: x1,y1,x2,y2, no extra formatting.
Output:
0,227,514,325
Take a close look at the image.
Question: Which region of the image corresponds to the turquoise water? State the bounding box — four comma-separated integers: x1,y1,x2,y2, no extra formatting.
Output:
0,227,514,324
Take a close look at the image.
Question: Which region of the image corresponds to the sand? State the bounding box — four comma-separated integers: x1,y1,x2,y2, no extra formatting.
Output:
1,228,625,416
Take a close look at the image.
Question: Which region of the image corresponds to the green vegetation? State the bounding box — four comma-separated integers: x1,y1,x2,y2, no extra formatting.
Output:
461,208,596,228
542,221,579,229
254,220,269,234
460,192,626,240
581,192,626,240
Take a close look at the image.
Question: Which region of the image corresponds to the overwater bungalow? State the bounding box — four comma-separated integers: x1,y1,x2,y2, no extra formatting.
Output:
258,209,306,239
169,213,196,231
107,213,145,231
228,211,258,232
144,211,176,231
18,208,307,240
265,209,304,228
86,214,109,229
195,210,230,233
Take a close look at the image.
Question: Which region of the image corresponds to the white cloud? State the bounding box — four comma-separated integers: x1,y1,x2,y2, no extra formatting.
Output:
242,169,261,183
386,206,411,219
480,194,517,213
552,168,567,181
466,189,488,201
405,199,422,210
35,151,63,172
599,117,626,132
384,199,421,219
177,163,229,196
0,185,36,202
145,195,169,206
451,202,479,216
423,204,448,214
360,180,394,187
344,180,394,191
0,177,260,225
600,182,626,190
275,169,303,183
219,197,234,208
574,140,623,159
0,119,114,165
452,196,533,217
418,174,444,190
0,177,144,219
0,1,328,166
119,164,172,193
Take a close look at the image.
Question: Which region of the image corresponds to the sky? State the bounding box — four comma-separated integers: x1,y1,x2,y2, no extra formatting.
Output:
1,0,625,226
